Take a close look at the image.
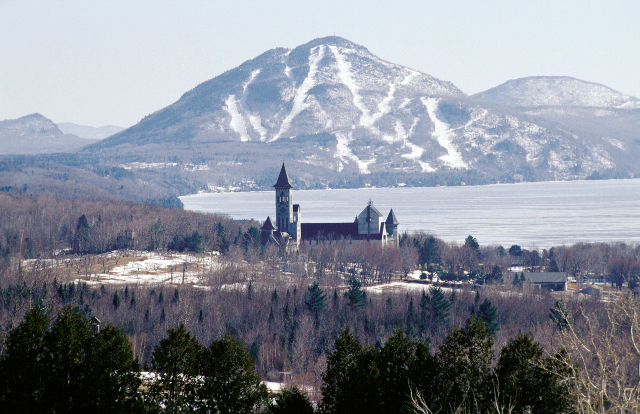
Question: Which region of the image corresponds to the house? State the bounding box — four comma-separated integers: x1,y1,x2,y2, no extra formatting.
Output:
522,272,568,291
260,163,399,248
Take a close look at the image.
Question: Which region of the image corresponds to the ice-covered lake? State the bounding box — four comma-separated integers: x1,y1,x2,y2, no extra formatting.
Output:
180,179,640,249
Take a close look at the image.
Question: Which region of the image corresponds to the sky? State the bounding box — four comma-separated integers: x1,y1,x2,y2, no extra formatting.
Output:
1,0,639,128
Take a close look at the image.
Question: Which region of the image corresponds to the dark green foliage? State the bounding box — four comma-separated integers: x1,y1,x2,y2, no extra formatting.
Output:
198,331,268,414
496,334,576,414
319,327,371,414
416,236,440,269
112,291,120,309
266,387,315,414
433,316,494,413
465,235,479,251
550,300,571,330
509,244,523,256
149,323,202,413
216,222,231,254
548,258,560,272
476,298,500,334
168,231,205,253
485,265,503,284
0,305,142,414
305,281,327,315
418,286,451,334
344,278,366,309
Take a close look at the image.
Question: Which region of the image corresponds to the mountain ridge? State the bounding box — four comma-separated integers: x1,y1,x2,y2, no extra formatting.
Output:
3,37,639,204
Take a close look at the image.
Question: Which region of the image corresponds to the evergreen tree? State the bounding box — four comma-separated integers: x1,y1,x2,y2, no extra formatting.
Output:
0,306,142,414
319,328,377,414
267,387,314,414
434,316,494,413
550,300,571,330
495,333,574,414
112,291,120,309
150,323,202,413
344,278,366,309
0,307,50,413
198,331,268,414
476,298,500,334
304,281,327,316
422,286,451,334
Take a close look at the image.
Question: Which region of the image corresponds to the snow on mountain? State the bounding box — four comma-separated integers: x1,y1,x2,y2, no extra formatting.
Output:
0,114,96,154
87,38,640,187
473,76,640,109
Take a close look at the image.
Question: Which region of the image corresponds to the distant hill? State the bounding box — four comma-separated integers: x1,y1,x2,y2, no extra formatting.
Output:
472,76,640,109
57,122,124,140
0,113,95,155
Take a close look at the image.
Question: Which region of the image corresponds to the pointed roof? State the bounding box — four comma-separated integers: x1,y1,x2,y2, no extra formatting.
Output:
385,209,399,225
273,162,293,188
261,216,277,231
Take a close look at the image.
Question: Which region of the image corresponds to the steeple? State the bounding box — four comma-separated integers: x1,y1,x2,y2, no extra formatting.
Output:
273,162,293,188
385,209,399,225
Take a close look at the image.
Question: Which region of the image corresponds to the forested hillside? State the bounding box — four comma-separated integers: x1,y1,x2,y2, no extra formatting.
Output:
1,193,639,413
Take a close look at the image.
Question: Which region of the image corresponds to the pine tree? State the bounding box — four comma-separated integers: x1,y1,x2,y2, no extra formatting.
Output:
198,331,268,414
112,291,120,309
267,387,314,414
476,298,500,334
150,323,202,413
345,278,367,309
434,316,494,413
304,281,327,316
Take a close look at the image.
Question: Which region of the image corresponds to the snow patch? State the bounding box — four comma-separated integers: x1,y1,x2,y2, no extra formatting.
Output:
422,97,467,169
272,45,326,141
239,69,267,141
401,69,420,85
334,132,374,174
330,46,372,127
224,95,250,142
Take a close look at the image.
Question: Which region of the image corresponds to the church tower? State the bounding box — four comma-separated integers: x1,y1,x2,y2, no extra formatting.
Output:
273,162,294,235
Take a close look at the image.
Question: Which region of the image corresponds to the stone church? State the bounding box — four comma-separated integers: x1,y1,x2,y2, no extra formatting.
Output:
260,163,399,248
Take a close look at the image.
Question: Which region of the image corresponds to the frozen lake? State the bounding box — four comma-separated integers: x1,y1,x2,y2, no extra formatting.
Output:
180,179,640,249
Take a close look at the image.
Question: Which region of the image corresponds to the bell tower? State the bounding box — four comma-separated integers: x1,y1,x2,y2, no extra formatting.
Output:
273,162,293,234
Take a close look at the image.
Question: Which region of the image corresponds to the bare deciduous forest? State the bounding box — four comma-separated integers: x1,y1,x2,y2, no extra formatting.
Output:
0,192,639,413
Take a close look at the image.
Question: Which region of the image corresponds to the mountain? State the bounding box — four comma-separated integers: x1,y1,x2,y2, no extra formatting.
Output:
472,76,640,180
0,113,96,155
82,37,640,192
57,122,124,140
472,76,640,109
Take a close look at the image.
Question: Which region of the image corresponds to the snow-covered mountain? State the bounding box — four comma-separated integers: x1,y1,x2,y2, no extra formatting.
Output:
473,76,640,109
57,122,123,140
0,113,95,154
86,37,640,189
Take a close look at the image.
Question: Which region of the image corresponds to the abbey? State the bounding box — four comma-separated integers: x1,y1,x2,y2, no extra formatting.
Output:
260,163,399,248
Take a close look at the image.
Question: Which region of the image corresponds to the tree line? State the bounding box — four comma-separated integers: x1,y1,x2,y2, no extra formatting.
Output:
4,293,638,413
0,304,573,414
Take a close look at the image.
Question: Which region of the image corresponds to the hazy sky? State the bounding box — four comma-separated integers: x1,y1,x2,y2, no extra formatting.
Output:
2,0,638,128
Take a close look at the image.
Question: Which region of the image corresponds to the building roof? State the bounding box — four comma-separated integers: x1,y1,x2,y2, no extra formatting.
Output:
273,163,293,188
523,272,568,284
359,202,382,220
261,216,277,231
386,209,399,225
301,222,385,241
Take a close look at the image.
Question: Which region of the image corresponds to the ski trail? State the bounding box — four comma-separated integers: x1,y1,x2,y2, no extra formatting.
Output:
335,132,374,174
224,95,249,142
397,117,435,172
239,69,267,141
271,45,325,141
422,97,467,169
330,46,372,127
